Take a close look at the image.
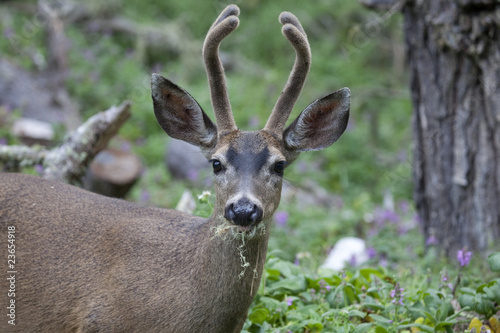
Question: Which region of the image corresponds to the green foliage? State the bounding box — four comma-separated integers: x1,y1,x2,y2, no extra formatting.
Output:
0,0,412,200
242,255,499,333
488,252,500,273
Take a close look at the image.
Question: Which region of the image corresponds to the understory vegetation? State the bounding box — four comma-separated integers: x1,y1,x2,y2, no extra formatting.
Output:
1,0,498,331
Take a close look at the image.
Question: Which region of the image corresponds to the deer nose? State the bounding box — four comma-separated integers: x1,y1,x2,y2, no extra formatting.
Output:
225,198,263,227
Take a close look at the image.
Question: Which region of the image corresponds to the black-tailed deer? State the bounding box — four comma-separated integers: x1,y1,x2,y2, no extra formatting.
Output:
0,5,349,332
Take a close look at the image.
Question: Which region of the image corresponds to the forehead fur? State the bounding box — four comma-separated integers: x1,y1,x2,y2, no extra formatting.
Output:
215,130,285,157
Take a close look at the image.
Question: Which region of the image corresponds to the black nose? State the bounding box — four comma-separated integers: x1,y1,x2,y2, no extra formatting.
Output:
224,198,263,226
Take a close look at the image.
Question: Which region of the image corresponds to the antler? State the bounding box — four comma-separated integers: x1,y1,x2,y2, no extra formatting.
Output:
264,12,311,136
203,5,240,133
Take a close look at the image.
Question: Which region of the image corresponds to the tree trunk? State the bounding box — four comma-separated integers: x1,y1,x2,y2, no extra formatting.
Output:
403,0,500,256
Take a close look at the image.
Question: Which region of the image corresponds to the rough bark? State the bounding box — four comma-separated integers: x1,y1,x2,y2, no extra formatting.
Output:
403,0,500,255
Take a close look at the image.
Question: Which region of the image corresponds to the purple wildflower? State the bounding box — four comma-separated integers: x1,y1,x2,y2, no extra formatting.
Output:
286,298,293,306
274,211,289,227
367,247,377,259
374,207,400,224
0,138,6,146
3,27,13,38
398,200,409,214
426,235,438,246
34,164,44,175
121,141,131,152
140,189,151,203
319,280,331,294
390,283,404,306
348,254,357,267
457,248,472,267
187,169,199,182
398,225,410,235
247,116,260,129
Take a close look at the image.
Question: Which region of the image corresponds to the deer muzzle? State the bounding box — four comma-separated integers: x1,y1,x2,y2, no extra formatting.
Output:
224,197,263,227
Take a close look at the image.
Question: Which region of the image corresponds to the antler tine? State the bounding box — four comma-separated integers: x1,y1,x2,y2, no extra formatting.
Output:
264,12,311,136
203,5,240,133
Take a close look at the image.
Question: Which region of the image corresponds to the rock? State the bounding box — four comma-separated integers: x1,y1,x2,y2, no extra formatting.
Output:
175,190,196,214
83,148,142,198
165,138,211,186
0,58,81,130
12,118,54,146
321,237,368,271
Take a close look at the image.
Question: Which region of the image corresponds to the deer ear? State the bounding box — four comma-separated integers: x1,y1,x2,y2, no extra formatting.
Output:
283,88,350,153
151,73,217,150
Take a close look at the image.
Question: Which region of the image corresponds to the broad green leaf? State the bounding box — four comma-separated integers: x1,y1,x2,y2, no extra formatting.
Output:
361,302,385,311
354,323,375,333
349,309,367,318
300,319,323,331
374,325,389,333
472,295,496,316
265,268,281,280
369,314,392,325
457,293,475,309
487,252,500,272
437,301,453,321
258,296,281,311
343,284,359,304
483,280,500,303
435,321,456,330
267,276,306,295
266,258,301,278
359,267,386,280
397,323,434,332
248,308,269,324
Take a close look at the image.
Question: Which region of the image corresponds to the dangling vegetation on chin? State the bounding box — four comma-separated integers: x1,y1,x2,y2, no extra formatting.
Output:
211,217,267,279
210,216,267,241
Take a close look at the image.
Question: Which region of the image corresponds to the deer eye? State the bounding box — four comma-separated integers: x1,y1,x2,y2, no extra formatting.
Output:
211,159,223,174
273,161,286,175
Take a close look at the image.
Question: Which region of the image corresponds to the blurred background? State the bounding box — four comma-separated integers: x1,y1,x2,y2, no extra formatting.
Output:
0,0,414,267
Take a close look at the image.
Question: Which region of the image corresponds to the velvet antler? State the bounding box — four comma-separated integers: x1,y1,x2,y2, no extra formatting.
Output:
264,12,311,137
202,5,240,133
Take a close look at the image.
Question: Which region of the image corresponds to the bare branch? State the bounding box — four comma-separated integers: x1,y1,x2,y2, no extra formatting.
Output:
39,0,69,76
360,0,398,11
44,101,131,182
0,102,131,183
0,145,46,167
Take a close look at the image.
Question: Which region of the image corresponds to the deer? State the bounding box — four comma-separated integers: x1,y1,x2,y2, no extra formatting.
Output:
0,4,349,333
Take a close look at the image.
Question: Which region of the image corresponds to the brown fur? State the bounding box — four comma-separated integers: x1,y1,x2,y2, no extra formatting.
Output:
0,4,350,332
0,174,265,332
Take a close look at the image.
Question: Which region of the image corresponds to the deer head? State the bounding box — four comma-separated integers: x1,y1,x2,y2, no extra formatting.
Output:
152,5,350,235
152,5,349,235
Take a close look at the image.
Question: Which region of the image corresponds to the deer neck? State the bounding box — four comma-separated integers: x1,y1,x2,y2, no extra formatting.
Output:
204,213,271,296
